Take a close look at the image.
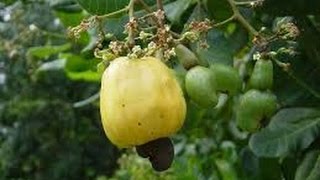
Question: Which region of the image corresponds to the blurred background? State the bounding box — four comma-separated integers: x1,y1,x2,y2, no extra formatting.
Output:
0,1,122,179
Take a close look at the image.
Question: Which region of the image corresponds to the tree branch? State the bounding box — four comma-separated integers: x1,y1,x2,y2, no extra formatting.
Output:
127,0,136,46
97,7,129,19
226,0,259,37
157,0,164,11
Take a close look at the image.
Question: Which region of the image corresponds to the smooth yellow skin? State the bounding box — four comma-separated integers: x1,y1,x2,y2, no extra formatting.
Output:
100,57,186,148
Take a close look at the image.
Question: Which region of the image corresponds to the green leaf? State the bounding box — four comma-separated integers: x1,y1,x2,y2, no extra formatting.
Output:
186,4,233,66
50,0,82,13
273,57,320,107
240,147,283,180
240,147,260,179
62,53,100,82
164,0,197,24
226,23,249,55
295,150,320,180
206,0,233,22
36,59,66,72
262,0,320,16
182,101,207,136
191,29,233,66
249,108,320,158
103,16,129,39
281,156,299,180
27,43,71,60
76,0,129,15
215,158,237,180
306,155,320,180
66,71,101,82
76,0,155,15
2,0,15,5
54,11,85,27
270,17,320,107
258,158,283,180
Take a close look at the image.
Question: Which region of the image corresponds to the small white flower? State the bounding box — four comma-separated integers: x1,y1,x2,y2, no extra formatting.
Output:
253,53,261,61
29,24,38,31
132,45,142,53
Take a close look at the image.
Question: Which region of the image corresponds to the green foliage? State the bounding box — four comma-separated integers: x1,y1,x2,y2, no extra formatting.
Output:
76,0,156,15
192,29,233,66
0,1,119,179
261,0,320,15
76,0,130,15
27,43,71,60
295,150,320,180
249,108,320,157
62,53,101,82
164,0,197,25
0,98,119,179
206,0,233,21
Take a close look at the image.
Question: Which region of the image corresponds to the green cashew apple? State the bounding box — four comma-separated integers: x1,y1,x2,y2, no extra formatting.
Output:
210,64,242,95
172,64,187,95
175,44,200,70
185,66,218,108
100,57,186,148
236,89,277,132
248,59,273,90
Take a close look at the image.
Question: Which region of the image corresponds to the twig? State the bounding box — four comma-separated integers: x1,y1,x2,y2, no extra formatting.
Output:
42,31,66,39
287,70,320,99
73,92,100,108
234,0,263,6
213,15,235,27
157,0,164,11
272,58,320,99
137,0,180,38
226,0,259,37
136,0,153,13
156,0,165,29
97,7,129,19
127,0,136,46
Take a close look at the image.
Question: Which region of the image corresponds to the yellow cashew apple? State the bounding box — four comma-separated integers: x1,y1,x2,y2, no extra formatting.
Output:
100,56,186,148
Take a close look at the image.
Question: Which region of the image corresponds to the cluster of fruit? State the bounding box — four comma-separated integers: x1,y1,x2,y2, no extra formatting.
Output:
98,43,278,171
176,44,278,132
236,58,277,132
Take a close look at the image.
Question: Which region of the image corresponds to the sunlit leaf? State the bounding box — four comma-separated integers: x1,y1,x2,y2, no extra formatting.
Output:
191,29,233,66
249,108,320,157
76,0,129,15
61,53,100,82
164,0,197,24
27,43,71,60
37,59,66,72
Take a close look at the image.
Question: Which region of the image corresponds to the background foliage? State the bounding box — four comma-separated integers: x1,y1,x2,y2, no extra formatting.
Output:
1,0,320,179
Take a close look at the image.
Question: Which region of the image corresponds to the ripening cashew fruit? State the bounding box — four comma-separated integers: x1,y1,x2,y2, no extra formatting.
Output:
172,64,187,95
100,57,186,148
236,89,277,132
175,44,200,70
210,63,242,95
248,59,273,90
185,66,218,108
